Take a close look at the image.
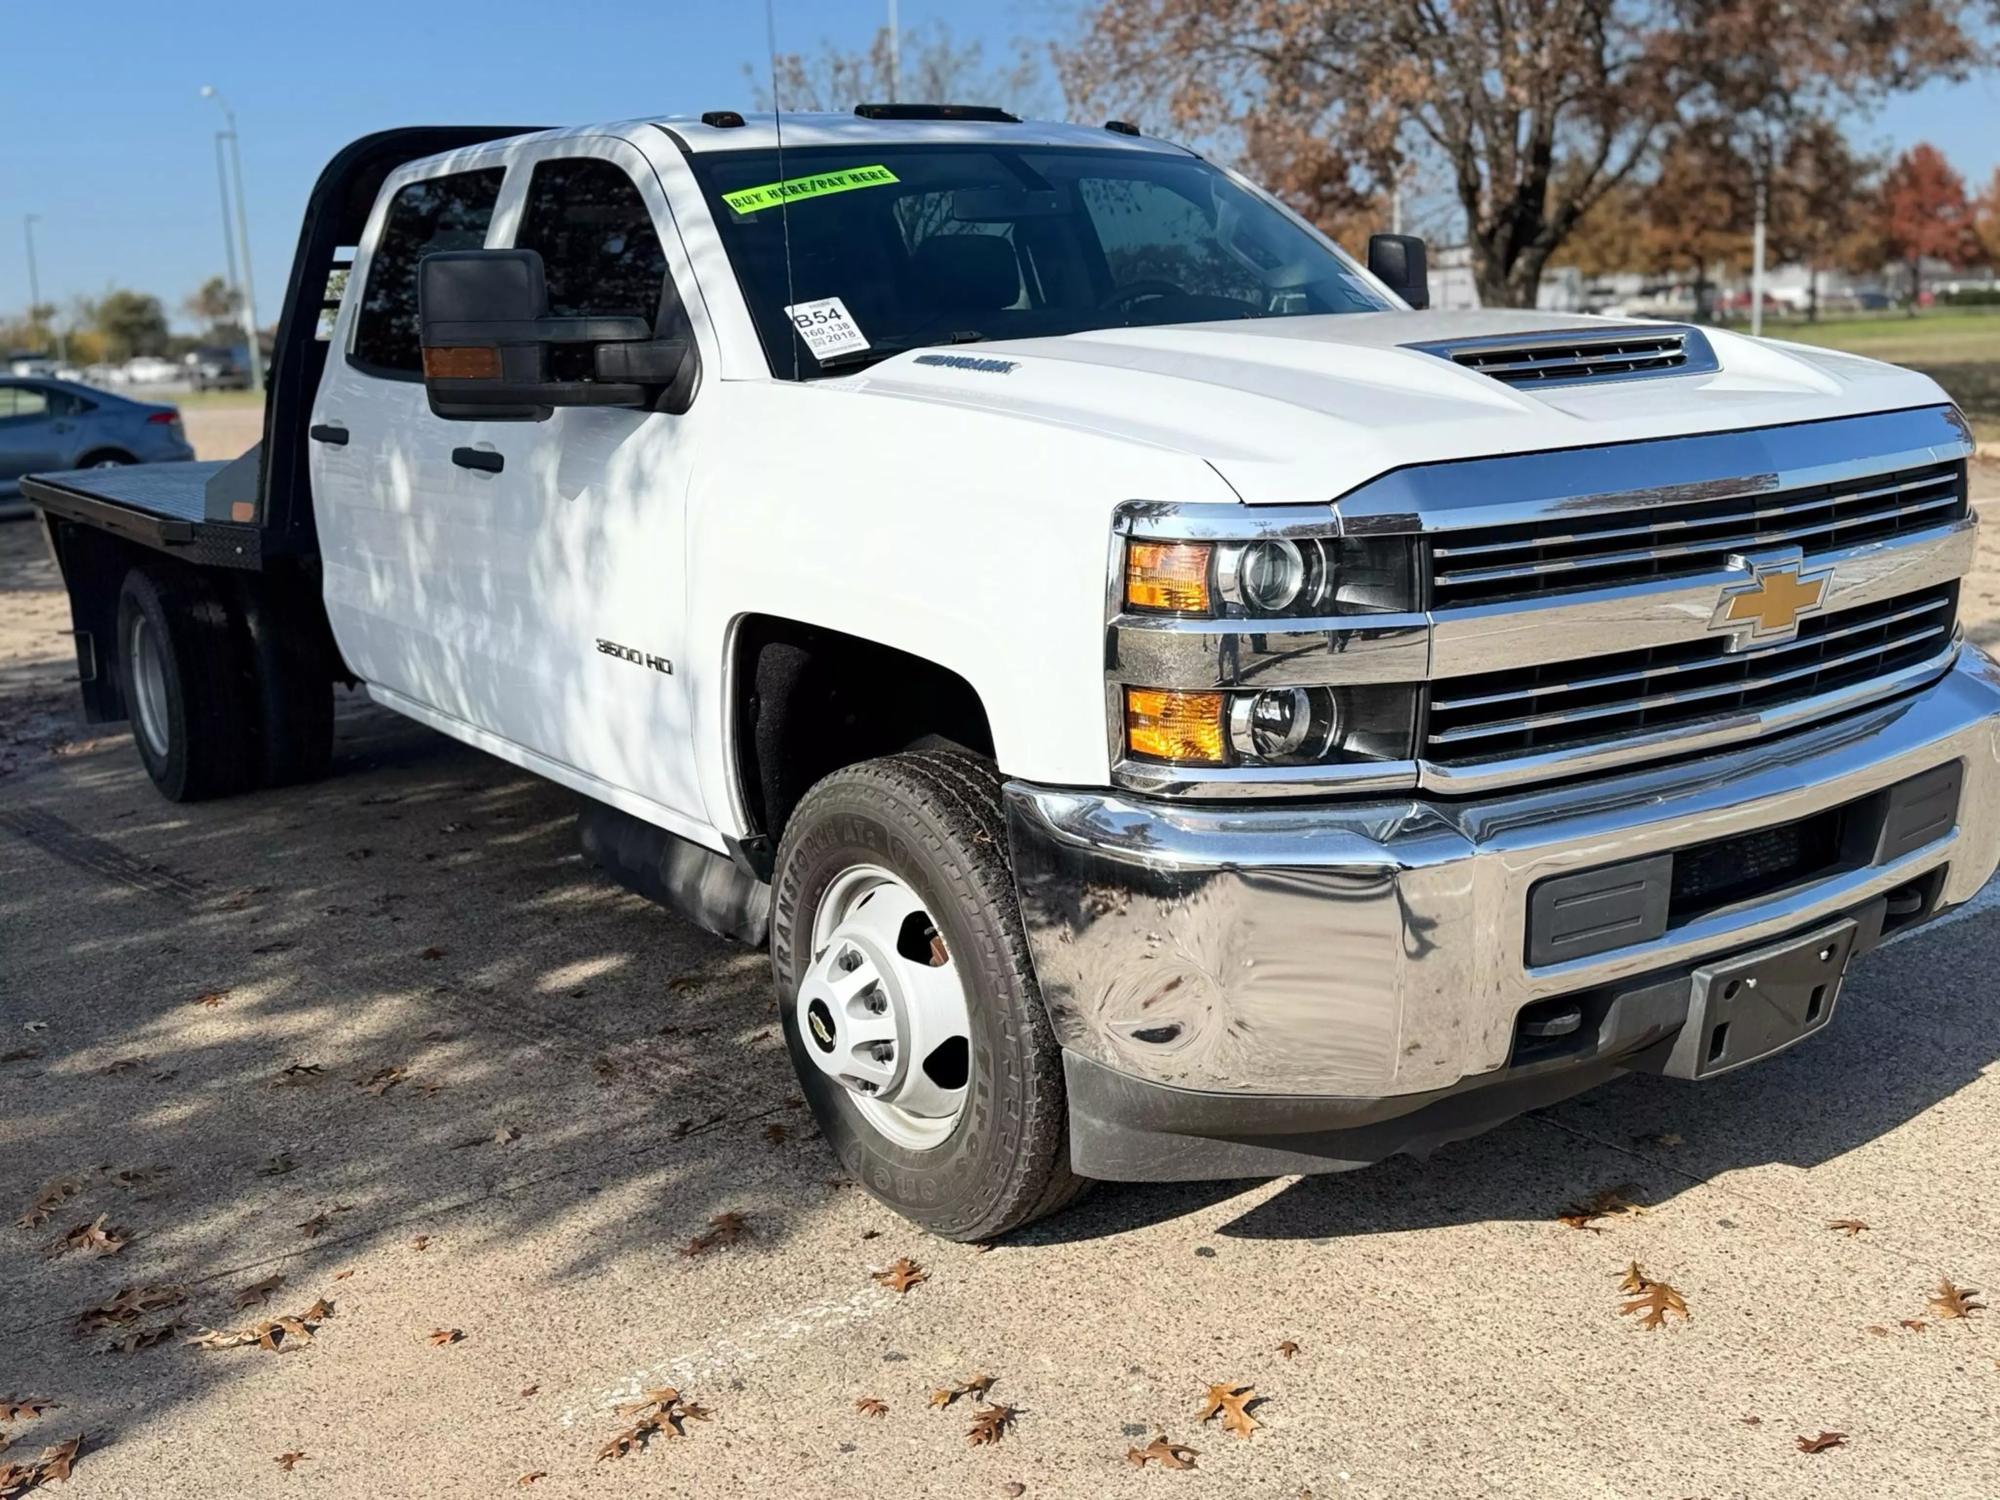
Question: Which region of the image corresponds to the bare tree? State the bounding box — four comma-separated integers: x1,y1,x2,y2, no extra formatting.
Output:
746,20,1047,116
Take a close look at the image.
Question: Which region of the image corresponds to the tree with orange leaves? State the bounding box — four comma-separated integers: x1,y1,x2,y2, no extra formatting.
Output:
1064,0,1990,307
1876,144,1983,309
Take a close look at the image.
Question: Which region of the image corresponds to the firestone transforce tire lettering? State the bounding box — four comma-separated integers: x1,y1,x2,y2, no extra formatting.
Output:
771,751,1087,1241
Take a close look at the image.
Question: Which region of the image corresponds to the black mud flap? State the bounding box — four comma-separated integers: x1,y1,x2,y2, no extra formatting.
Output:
1660,917,1857,1079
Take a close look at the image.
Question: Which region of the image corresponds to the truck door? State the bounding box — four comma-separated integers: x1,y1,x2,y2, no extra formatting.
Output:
309,159,512,723
474,138,705,824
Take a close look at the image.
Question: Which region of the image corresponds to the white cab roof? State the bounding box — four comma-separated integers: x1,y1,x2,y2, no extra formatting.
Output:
654,112,1191,155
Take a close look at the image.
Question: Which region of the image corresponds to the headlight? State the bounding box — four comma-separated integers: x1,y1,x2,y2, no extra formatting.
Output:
1124,684,1416,768
1125,534,1414,618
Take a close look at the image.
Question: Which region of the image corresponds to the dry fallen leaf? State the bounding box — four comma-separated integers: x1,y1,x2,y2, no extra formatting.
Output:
101,1321,180,1354
1741,1415,1763,1426
33,1435,82,1483
855,1397,888,1418
271,1063,323,1087
1558,1185,1646,1233
873,1258,928,1295
1616,1263,1689,1329
1900,1319,1929,1333
517,1473,547,1487
681,1210,754,1258
1277,1340,1300,1359
411,1236,430,1252
966,1404,1014,1447
196,989,230,1008
1797,1431,1848,1454
234,1275,284,1310
1826,1219,1870,1237
75,1285,185,1332
420,946,447,961
1197,1383,1260,1439
15,1180,81,1231
296,1213,330,1239
1127,1436,1199,1470
763,1123,790,1146
0,1399,58,1422
428,1328,462,1347
274,1451,307,1472
1928,1278,1985,1321
44,1214,129,1259
519,1385,539,1398
355,1067,407,1096
597,1387,710,1459
257,1153,297,1177
929,1374,997,1408
99,1057,145,1076
333,1270,355,1282
187,1298,331,1355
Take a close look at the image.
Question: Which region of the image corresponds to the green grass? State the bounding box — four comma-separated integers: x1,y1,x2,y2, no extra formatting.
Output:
1755,309,2000,444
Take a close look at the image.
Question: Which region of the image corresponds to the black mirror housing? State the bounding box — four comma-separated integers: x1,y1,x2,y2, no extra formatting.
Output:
1367,234,1430,311
417,248,687,421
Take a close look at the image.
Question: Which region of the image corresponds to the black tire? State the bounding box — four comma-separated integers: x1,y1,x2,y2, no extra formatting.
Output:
239,587,334,787
76,449,135,469
115,566,258,801
772,751,1088,1241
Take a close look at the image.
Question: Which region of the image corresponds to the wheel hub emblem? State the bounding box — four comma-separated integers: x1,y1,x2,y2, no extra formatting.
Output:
806,998,837,1053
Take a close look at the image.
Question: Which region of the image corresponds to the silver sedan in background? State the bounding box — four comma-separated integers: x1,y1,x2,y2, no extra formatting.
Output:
0,377,196,518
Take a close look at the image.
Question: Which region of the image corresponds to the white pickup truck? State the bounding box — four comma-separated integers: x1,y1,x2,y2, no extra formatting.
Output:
25,108,2000,1241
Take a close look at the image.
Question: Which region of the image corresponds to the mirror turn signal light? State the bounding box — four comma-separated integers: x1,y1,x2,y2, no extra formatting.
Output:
423,345,502,380
1125,688,1226,764
1125,540,1212,613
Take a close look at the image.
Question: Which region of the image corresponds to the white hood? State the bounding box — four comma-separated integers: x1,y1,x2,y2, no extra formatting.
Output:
850,310,1951,505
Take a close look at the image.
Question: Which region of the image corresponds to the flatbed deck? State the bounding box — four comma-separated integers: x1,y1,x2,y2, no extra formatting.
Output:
24,461,265,570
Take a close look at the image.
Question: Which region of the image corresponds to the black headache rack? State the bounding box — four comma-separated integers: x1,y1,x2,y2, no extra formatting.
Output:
23,124,545,574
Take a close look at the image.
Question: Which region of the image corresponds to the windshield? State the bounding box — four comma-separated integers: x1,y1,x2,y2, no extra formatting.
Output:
687,143,1393,378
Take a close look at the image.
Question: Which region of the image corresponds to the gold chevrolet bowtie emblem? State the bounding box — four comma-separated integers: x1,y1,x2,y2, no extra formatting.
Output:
1709,556,1832,650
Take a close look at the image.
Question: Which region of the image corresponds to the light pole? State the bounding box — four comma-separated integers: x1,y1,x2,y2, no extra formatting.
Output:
887,0,899,103
1749,134,1770,339
200,85,264,393
21,214,67,366
212,131,242,321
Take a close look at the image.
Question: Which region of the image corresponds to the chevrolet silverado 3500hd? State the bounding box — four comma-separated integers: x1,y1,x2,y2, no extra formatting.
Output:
23,110,2000,1240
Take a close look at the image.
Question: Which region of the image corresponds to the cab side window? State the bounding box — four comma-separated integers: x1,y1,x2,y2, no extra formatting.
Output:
514,157,673,326
0,385,51,422
351,167,507,376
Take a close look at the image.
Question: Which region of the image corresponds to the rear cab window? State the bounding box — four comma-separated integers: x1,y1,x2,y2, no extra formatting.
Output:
350,167,507,377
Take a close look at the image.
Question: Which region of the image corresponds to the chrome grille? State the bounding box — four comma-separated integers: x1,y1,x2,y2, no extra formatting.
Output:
1431,461,1966,607
1425,586,1959,763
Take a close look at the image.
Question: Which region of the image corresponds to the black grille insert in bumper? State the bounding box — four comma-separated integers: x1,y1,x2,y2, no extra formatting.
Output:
1524,761,1963,967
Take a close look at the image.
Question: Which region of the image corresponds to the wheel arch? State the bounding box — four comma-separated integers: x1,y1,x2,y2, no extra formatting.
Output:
724,612,997,865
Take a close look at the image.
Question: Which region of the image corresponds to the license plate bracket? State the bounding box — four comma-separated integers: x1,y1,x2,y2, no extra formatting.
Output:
1663,919,1857,1079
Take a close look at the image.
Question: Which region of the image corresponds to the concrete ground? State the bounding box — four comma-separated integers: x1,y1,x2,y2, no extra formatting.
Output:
1,457,1997,1499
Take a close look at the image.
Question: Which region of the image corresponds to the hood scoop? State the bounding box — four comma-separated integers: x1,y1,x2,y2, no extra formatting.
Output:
1408,324,1718,390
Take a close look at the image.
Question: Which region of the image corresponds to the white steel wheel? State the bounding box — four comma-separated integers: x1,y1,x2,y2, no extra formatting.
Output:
127,610,171,759
797,863,973,1150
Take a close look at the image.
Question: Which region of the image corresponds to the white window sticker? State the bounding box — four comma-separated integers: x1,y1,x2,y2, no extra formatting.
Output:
784,296,870,362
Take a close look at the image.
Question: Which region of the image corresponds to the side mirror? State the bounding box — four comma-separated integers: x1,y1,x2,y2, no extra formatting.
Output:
1367,234,1430,311
417,248,692,421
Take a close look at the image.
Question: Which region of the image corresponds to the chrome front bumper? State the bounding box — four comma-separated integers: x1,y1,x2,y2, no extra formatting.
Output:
1006,652,2000,1100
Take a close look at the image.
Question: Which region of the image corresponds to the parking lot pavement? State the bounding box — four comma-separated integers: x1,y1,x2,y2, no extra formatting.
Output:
3,475,1999,1499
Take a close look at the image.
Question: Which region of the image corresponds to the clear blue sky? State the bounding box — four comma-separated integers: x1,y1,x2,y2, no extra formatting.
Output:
0,0,1994,330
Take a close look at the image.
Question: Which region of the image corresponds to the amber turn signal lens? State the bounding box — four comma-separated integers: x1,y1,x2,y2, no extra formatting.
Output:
1125,540,1212,613
1125,688,1227,764
422,345,501,380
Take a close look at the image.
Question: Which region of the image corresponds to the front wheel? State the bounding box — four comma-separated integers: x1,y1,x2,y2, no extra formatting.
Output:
771,752,1086,1241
